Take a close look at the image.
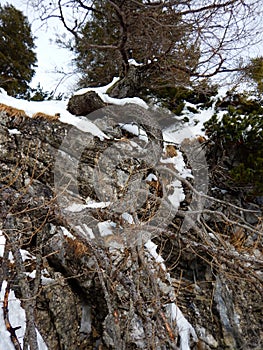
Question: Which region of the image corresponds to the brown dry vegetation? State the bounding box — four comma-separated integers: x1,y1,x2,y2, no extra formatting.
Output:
0,102,27,118
32,112,60,121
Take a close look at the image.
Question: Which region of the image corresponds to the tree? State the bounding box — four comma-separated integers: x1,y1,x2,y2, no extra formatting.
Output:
74,0,198,93
244,57,263,95
0,4,37,97
30,0,263,98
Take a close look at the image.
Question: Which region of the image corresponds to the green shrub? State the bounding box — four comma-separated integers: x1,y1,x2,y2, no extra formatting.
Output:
204,93,263,196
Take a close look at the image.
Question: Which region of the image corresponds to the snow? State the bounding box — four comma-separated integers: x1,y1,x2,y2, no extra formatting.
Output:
65,201,111,212
61,226,75,239
20,249,35,262
146,173,158,182
74,77,120,95
74,77,149,109
163,103,215,143
145,239,198,350
0,280,48,350
145,239,166,271
120,123,148,142
0,231,5,257
8,128,21,135
98,221,116,237
166,303,198,350
0,89,108,139
128,58,143,67
0,75,214,350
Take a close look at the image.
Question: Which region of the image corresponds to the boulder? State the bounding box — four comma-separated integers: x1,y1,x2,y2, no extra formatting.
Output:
67,90,106,116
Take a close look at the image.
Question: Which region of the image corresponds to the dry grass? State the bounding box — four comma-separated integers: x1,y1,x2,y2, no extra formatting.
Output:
0,102,27,118
32,112,60,122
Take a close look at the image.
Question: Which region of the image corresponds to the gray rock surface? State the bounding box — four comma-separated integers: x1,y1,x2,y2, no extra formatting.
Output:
0,102,262,349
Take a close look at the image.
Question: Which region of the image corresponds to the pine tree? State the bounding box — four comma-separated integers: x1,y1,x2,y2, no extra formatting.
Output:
0,4,37,97
244,57,263,95
74,0,199,95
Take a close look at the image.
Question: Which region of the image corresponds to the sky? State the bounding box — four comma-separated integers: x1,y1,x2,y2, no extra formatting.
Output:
3,0,77,96
2,0,263,97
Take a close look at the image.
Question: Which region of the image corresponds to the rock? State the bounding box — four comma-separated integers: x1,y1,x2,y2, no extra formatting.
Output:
67,90,106,116
0,105,262,350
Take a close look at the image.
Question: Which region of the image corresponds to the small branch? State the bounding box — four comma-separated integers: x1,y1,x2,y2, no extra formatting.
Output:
4,214,39,350
3,282,22,350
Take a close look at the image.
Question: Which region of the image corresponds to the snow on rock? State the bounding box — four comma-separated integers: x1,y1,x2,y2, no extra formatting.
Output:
145,240,166,271
0,280,48,350
61,226,76,239
8,128,21,135
0,230,5,257
74,77,120,95
0,89,108,139
128,58,143,67
119,122,149,142
74,77,148,109
0,232,35,262
65,201,111,212
145,239,198,350
166,302,198,350
98,221,116,237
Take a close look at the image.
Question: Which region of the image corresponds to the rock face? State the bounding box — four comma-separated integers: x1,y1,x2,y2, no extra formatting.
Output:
0,97,262,350
67,90,106,116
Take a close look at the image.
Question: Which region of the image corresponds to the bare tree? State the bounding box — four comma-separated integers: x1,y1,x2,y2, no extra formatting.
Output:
28,0,263,95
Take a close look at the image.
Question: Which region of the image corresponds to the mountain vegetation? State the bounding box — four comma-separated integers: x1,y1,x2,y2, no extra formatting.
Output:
0,1,262,349
0,4,37,97
33,0,263,99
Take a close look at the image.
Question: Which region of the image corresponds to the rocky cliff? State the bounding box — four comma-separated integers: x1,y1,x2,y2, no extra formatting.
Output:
0,93,262,350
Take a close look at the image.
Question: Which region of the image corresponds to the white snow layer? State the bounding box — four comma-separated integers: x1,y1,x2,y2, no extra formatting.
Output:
145,239,198,350
166,303,198,350
0,280,48,350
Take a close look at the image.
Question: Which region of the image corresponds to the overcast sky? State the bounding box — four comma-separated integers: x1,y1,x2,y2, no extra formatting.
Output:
3,0,77,95
3,1,263,96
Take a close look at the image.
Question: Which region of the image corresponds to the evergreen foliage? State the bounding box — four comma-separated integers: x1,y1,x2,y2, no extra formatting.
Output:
244,57,263,95
204,93,263,196
74,0,199,95
151,80,217,114
0,4,37,97
24,83,64,101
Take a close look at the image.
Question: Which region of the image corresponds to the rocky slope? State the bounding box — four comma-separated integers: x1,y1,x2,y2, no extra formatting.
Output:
0,92,262,350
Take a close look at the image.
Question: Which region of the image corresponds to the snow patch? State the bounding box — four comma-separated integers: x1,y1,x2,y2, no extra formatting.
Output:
0,231,5,258
98,221,116,237
145,239,166,271
120,123,149,142
8,128,21,135
0,280,48,350
166,303,198,350
61,226,75,239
